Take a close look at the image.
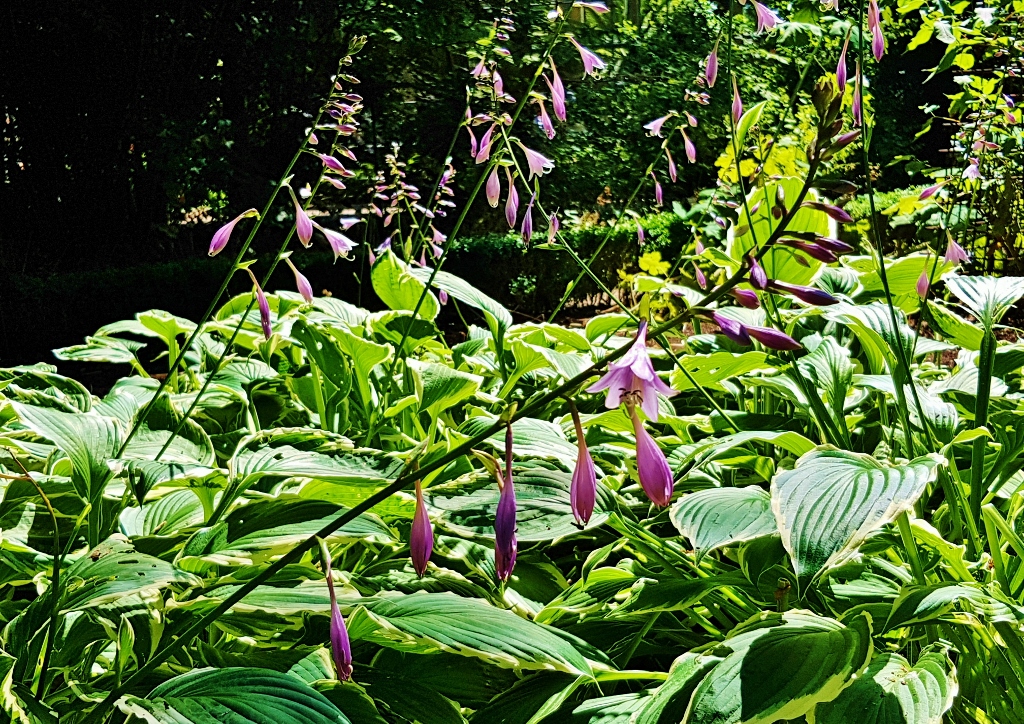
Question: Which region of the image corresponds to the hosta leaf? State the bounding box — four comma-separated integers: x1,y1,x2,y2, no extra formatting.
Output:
884,583,1024,630
634,652,725,724
572,691,654,723
945,274,1024,328
324,327,392,407
410,267,513,347
671,488,778,560
771,449,944,583
426,460,615,542
683,610,873,724
669,352,771,393
858,253,955,314
120,490,206,537
117,667,350,724
408,359,482,415
52,335,146,366
925,300,984,351
371,249,439,320
668,430,816,477
0,367,91,413
461,417,578,471
810,645,957,724
347,592,610,674
824,303,915,376
615,572,750,615
585,314,631,343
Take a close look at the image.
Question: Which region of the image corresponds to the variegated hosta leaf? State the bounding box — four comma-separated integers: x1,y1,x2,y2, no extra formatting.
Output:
824,303,915,377
772,449,944,583
683,610,874,724
945,274,1024,328
409,266,513,345
884,583,1024,631
810,645,958,724
371,249,439,320
670,487,778,560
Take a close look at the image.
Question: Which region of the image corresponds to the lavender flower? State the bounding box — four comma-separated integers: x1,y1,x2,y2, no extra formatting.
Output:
752,1,781,33
486,166,501,208
813,236,855,254
538,99,556,139
439,289,449,305
317,154,348,173
962,157,981,180
944,237,969,264
666,148,678,182
637,222,645,245
706,41,719,87
916,269,930,299
644,114,673,137
629,406,674,507
548,212,560,243
779,238,839,263
471,58,487,77
802,200,854,223
476,124,496,164
868,0,885,61
285,259,314,303
411,480,434,577
768,280,838,305
836,33,850,92
682,129,697,163
694,263,707,289
517,142,555,178
569,404,597,526
569,37,606,76
749,255,768,289
495,423,518,582
547,59,567,121
208,208,258,257
574,1,610,12
522,195,535,245
505,167,519,228
652,172,664,206
467,125,478,159
747,325,801,350
246,270,273,340
317,224,357,260
713,312,752,345
291,192,314,247
493,69,504,97
685,112,698,127
322,544,353,681
586,320,677,421
732,76,743,124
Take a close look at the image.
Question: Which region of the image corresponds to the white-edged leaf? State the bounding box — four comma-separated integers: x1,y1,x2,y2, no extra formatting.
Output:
371,249,439,320
671,487,778,560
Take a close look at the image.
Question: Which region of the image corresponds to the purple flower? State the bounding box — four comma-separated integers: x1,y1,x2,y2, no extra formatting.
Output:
517,142,555,178
538,100,556,139
666,148,678,182
292,192,314,248
713,312,752,345
752,1,781,33
962,157,981,180
682,129,697,163
836,34,850,93
246,270,273,340
652,172,664,206
505,167,519,228
546,60,567,121
629,407,674,507
916,269,930,299
208,208,258,257
411,480,434,577
779,238,839,263
706,41,719,87
637,222,645,245
747,325,801,350
548,212,560,243
853,64,863,126
286,259,314,303
768,280,838,305
644,114,673,137
944,237,969,264
569,407,597,526
731,288,761,309
309,132,319,145
694,263,707,289
1005,94,1016,108
685,112,698,127
316,224,357,260
522,195,535,245
492,69,504,97
586,320,677,421
574,1,610,12
471,58,487,77
439,288,449,305
476,124,496,164
802,200,854,223
317,154,347,173
569,37,606,76
486,166,501,208
732,76,743,124
324,177,347,190
868,0,885,61
495,423,518,582
749,255,768,289
322,545,353,681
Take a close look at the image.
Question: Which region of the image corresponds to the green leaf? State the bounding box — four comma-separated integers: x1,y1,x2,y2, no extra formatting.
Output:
683,610,873,724
53,335,146,366
461,417,579,471
117,667,351,723
324,327,392,408
858,253,955,314
824,303,915,376
669,352,771,393
634,652,725,724
735,101,767,148
884,582,1024,630
371,249,439,320
772,449,944,583
409,267,513,348
346,593,610,674
615,572,750,615
809,645,958,724
671,487,778,560
408,359,483,415
945,275,1024,328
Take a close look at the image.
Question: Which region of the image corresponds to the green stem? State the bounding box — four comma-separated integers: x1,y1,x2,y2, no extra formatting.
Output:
896,511,926,585
970,326,995,526
310,357,329,432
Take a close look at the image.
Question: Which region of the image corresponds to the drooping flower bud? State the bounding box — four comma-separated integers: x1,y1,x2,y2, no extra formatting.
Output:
779,238,839,263
693,263,707,289
321,542,353,681
768,280,838,305
813,236,855,254
868,0,885,61
568,403,597,526
652,172,663,206
286,259,314,303
546,59,567,121
628,406,674,507
317,154,348,173
411,480,434,577
748,255,768,289
208,209,259,257
732,76,743,124
494,423,518,582
705,40,719,88
836,34,850,92
916,269,930,299
476,124,496,164
538,99,556,140
467,125,478,159
747,325,801,350
713,312,752,345
731,288,761,309
666,149,678,182
504,167,519,228
290,192,314,248
247,269,273,340
801,200,854,223
521,195,535,245
548,212,560,243
486,166,501,208
637,222,646,245
853,63,863,127
569,37,606,76
682,129,697,164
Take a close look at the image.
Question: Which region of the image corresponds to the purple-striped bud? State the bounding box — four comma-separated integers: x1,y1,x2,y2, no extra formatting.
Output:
916,269,929,299
836,34,850,92
547,59,567,121
747,325,801,350
538,100,556,140
517,142,555,178
694,263,707,289
324,177,347,190
706,40,719,88
768,280,838,305
802,200,854,223
685,112,698,127
309,132,319,145
644,114,672,137
779,238,839,263
752,1,781,33
322,544,353,681
521,195,535,245
868,0,885,61
505,167,519,228
713,312,752,345
208,208,259,257
629,407,674,507
569,37,606,76
495,423,518,581
317,154,347,173
286,259,314,303
548,212,560,243
813,236,855,254
682,129,697,164
471,58,487,78
749,255,768,289
944,238,969,264
731,288,761,309
732,76,743,124
666,148,678,182
411,480,434,577
569,406,597,526
293,194,314,247
486,166,501,208
652,172,663,206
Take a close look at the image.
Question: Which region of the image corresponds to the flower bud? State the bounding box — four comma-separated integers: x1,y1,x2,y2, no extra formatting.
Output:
411,480,434,577
747,325,801,350
208,209,259,257
629,407,674,507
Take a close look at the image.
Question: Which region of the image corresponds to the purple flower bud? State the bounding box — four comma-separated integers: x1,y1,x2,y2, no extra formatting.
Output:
548,212,560,243
731,288,761,309
324,177,347,190
637,222,645,245
208,208,258,257
495,423,518,582
694,263,707,289
652,172,663,206
748,255,768,289
644,114,672,137
247,271,273,340
752,0,781,33
439,288,449,305
505,167,519,228
853,64,863,126
309,132,319,145
538,100,556,139
944,238,969,264
569,408,597,526
411,480,434,577
685,112,698,127
286,259,314,303
832,129,861,151
1005,94,1016,108
629,407,674,507
732,76,743,125
682,129,697,164
323,546,353,681
492,69,504,97
696,240,705,254
768,280,838,306
467,125,478,159
522,195,535,245
517,142,555,178
666,149,678,182
779,238,839,263
317,154,347,173
318,225,357,260
546,60,567,122
569,37,606,76
747,325,801,350
916,269,930,299
813,236,855,254
476,124,496,164
486,166,501,208
868,0,885,61
292,194,314,247
471,58,487,78
706,41,719,88
713,311,752,345
802,200,854,223
836,34,850,92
